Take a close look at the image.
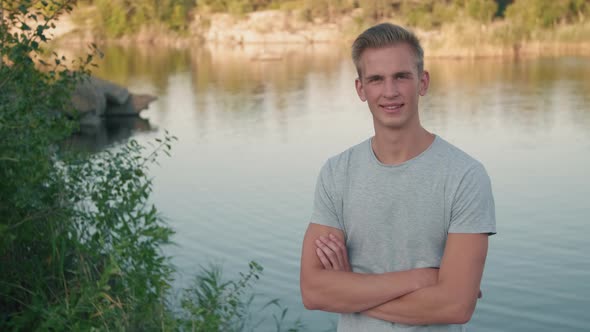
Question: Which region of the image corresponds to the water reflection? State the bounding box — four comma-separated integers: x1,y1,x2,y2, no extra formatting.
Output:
86,45,192,93
190,44,346,95
67,116,153,152
78,44,590,140
425,57,590,135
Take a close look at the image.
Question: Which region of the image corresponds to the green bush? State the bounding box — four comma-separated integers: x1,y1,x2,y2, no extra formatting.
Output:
360,0,396,22
179,262,262,331
84,0,196,37
0,2,303,331
506,0,589,32
464,0,497,23
402,0,439,29
95,0,128,37
0,3,177,328
400,0,496,28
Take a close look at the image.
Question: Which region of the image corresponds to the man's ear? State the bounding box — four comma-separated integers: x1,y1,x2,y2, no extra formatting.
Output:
355,78,367,102
419,70,430,96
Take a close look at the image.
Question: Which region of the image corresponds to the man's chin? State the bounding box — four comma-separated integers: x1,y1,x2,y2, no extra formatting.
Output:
373,119,408,131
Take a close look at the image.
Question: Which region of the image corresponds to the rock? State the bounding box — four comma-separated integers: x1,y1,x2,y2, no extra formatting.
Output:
195,10,342,45
71,76,107,126
105,94,157,116
131,94,158,113
71,76,107,116
92,77,130,105
70,76,156,125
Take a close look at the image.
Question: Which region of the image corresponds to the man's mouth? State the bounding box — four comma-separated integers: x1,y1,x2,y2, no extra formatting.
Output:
380,103,404,113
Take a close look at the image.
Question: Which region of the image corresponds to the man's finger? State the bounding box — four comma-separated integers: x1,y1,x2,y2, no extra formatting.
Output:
329,234,351,271
329,234,348,257
316,248,332,269
316,239,341,269
319,236,345,268
329,233,344,246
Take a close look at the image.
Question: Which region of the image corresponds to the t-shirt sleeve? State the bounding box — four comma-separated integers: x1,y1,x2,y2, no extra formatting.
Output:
310,161,343,230
449,163,496,235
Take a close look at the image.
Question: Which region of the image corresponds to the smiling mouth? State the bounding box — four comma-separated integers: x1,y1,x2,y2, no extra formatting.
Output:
380,103,404,113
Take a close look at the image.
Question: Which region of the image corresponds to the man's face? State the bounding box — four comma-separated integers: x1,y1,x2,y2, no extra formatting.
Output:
355,44,429,132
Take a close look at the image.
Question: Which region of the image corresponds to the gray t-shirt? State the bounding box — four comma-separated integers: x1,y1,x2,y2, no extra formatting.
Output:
311,135,496,332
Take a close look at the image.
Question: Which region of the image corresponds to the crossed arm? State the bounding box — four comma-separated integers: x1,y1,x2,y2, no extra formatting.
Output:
300,222,489,325
300,223,438,313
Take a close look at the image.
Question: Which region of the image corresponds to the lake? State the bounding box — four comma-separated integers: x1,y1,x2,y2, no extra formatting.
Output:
75,43,590,331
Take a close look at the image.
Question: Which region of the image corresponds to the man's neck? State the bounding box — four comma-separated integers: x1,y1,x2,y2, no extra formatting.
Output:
371,126,435,165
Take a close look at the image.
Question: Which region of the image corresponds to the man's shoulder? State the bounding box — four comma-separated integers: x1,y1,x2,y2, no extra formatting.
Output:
323,138,371,171
432,136,485,172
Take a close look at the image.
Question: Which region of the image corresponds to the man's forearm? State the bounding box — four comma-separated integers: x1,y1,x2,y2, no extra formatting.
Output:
363,281,477,325
301,225,438,314
301,268,432,313
362,234,489,325
308,233,487,324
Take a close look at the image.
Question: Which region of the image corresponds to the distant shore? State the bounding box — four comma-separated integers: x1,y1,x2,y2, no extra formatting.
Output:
53,9,590,58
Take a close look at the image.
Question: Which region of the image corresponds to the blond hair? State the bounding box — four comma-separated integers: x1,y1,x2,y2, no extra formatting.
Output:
352,23,424,78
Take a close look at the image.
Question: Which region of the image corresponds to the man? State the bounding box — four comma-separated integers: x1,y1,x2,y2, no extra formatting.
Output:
299,23,496,331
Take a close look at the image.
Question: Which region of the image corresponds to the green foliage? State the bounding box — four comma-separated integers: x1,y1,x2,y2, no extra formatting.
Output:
88,0,196,37
0,4,178,326
71,0,590,40
170,3,191,31
179,261,262,331
179,261,304,332
95,0,127,37
198,0,277,13
62,136,177,329
196,0,355,14
504,0,589,39
227,1,255,16
299,0,356,22
359,0,396,22
401,0,450,29
0,0,82,269
399,0,496,28
1,3,302,331
494,0,512,17
464,0,497,23
0,0,163,329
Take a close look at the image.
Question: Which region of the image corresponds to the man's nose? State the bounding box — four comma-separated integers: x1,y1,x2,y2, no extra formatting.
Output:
383,78,399,98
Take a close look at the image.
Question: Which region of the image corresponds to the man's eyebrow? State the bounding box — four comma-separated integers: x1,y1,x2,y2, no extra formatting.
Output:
364,71,415,80
395,71,414,77
364,74,383,81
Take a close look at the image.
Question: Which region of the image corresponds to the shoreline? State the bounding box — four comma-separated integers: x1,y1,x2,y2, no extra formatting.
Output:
51,9,590,59
55,36,590,59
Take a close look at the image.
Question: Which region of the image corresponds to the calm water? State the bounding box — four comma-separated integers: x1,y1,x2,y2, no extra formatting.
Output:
77,44,590,331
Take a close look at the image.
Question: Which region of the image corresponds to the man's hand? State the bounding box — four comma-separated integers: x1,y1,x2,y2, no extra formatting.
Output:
315,233,441,297
301,223,439,313
315,233,351,272
316,234,483,299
